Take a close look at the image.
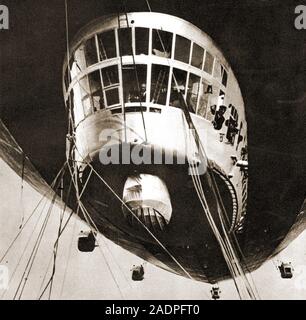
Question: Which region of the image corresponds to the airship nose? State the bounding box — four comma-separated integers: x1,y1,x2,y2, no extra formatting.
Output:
122,174,172,232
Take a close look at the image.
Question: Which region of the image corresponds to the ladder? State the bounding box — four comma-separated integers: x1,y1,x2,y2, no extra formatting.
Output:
117,10,148,142
152,69,167,103
98,37,108,61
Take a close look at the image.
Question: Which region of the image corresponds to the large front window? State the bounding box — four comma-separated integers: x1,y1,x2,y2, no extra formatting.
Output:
151,64,170,105
101,65,120,107
67,26,229,125
97,30,117,61
122,65,147,103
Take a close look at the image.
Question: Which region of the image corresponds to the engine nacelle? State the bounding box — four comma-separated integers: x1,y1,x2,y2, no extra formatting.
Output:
122,174,172,232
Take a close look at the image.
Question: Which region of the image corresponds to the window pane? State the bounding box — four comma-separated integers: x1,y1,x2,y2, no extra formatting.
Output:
64,68,69,91
191,43,204,69
170,68,187,108
135,28,149,55
174,35,191,64
218,90,225,107
105,88,119,106
88,70,104,111
187,74,201,112
118,28,132,56
101,65,119,87
150,64,170,105
222,69,228,87
79,76,91,100
204,51,214,74
85,37,98,67
207,87,219,121
72,84,84,124
152,29,172,58
74,44,87,73
213,60,223,82
79,76,93,117
97,30,117,61
197,80,211,118
122,65,147,103
83,97,93,117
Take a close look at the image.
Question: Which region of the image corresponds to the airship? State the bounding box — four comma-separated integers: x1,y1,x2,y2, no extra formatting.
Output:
1,2,306,300
60,10,305,298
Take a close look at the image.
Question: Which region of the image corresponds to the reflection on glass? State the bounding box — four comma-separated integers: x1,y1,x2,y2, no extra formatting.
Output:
74,44,87,73
122,65,147,103
152,29,172,58
191,43,204,69
170,68,187,108
187,74,201,112
150,64,170,105
85,37,98,67
135,28,149,55
97,30,117,61
101,65,119,87
207,86,219,121
197,80,211,118
174,35,191,64
118,28,132,56
83,97,92,117
213,60,223,82
73,83,84,124
80,76,93,116
79,76,91,100
88,70,104,111
204,51,214,74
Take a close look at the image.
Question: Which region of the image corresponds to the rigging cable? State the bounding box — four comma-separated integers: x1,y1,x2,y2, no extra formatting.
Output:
38,166,86,300
19,152,26,229
68,151,210,300
0,195,51,300
38,173,73,300
58,210,78,299
72,141,196,282
185,121,257,299
13,187,58,300
13,164,67,299
0,162,67,265
66,159,126,299
118,0,148,143
143,0,259,299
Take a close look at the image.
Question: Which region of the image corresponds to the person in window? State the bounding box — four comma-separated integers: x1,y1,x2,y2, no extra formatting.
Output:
128,83,146,103
139,83,146,102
